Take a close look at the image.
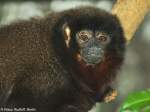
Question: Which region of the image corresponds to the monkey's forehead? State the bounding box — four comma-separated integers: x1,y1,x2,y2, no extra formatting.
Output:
68,17,120,35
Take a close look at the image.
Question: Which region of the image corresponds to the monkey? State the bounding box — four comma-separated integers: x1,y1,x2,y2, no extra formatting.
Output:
0,6,126,112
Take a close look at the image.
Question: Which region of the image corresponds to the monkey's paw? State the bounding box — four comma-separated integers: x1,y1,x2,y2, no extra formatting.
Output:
104,89,117,103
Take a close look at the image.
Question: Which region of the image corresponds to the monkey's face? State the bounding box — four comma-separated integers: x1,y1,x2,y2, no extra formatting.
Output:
62,11,125,66
63,24,112,66
75,30,110,65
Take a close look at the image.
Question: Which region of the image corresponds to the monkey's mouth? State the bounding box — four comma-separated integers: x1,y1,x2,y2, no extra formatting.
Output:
82,55,103,65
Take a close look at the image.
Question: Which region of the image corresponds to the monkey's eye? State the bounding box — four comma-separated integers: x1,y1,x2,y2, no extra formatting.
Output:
79,33,89,42
77,30,92,43
96,33,110,44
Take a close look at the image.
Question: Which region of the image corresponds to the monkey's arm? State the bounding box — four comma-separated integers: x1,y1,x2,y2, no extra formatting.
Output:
0,85,14,105
0,62,17,106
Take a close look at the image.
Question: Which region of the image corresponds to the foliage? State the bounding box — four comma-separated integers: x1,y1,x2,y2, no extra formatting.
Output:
120,89,150,112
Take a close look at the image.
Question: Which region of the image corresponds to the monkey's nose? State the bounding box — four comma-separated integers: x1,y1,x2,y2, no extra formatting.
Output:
88,47,101,55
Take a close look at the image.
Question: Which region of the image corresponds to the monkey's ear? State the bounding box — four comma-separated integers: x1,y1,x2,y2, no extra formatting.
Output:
63,23,71,48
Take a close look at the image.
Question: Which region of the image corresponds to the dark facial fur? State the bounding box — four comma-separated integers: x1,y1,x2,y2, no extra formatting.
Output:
0,6,126,112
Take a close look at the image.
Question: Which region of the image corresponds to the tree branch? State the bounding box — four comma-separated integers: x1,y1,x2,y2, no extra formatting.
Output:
112,0,150,43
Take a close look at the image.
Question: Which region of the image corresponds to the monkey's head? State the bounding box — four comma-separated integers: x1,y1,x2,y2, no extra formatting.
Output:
51,7,126,98
56,7,126,66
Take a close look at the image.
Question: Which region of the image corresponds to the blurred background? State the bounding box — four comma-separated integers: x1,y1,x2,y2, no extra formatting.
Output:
0,0,149,112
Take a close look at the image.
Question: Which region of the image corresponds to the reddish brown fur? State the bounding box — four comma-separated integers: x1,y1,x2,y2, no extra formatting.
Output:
74,53,123,93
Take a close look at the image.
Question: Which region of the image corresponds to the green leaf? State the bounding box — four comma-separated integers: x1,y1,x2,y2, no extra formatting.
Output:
120,89,150,112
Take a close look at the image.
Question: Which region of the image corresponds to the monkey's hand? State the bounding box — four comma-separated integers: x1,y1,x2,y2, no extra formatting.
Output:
103,88,117,103
60,105,82,112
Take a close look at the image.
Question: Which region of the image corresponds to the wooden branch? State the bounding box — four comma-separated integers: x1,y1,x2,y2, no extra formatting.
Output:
112,0,150,44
